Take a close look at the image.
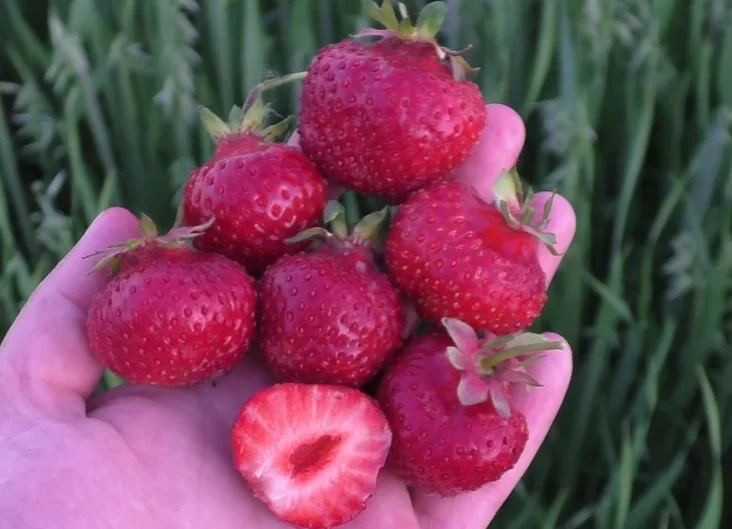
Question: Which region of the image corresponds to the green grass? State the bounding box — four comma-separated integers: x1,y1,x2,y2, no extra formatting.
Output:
1,0,730,527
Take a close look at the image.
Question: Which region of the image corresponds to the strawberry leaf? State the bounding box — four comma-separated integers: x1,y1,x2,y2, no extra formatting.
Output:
416,1,446,40
198,106,232,142
261,116,293,141
456,372,490,406
227,105,244,130
323,200,346,224
285,227,333,244
498,369,543,387
364,0,400,31
446,346,472,371
442,317,480,353
139,214,159,237
489,384,512,418
351,207,388,244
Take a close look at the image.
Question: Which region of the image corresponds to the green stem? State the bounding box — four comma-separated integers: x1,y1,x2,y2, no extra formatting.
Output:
241,71,308,114
481,340,565,370
103,370,126,389
343,191,361,229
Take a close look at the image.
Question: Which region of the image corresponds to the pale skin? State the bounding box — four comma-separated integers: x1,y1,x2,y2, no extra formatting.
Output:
0,104,576,529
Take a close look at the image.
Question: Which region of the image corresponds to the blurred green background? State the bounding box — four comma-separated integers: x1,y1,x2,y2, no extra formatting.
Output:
0,0,729,527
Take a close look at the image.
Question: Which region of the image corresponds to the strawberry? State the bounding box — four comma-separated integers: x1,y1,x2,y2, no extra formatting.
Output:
297,0,486,204
384,171,560,335
182,75,327,276
232,382,393,529
258,203,405,387
377,317,564,496
86,216,257,387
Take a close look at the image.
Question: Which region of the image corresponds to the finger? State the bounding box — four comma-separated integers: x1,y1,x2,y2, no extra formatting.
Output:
340,471,422,529
287,130,301,147
0,207,141,416
453,103,526,198
453,103,577,284
413,333,573,529
412,103,577,528
531,191,576,283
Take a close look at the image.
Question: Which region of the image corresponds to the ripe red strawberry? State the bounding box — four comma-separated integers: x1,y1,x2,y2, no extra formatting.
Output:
182,77,327,276
86,217,257,387
384,171,560,335
297,0,486,203
232,382,392,529
258,204,405,387
377,317,564,496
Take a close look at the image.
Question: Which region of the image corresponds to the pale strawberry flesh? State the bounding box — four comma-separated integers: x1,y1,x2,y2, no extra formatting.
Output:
232,383,392,529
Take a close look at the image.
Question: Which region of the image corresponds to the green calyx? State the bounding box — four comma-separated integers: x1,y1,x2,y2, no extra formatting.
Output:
84,214,214,275
285,200,389,249
492,168,562,256
355,0,478,82
198,71,307,143
365,0,445,41
441,317,566,417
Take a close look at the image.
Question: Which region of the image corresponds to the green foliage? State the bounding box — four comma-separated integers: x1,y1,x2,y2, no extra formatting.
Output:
0,0,730,527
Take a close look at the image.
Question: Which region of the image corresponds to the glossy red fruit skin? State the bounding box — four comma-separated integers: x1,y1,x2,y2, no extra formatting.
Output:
384,180,548,335
378,333,529,496
298,38,487,204
182,133,327,276
86,244,256,387
258,245,405,387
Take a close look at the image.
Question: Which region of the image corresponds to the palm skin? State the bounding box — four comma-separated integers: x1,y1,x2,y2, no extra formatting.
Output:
0,104,576,529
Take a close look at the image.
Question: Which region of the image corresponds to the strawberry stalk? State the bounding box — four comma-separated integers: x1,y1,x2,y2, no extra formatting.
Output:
286,200,389,254
198,72,307,144
241,71,307,114
324,200,348,239
343,191,362,230
84,214,214,275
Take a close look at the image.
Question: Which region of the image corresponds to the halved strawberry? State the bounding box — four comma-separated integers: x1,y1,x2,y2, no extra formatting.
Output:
231,383,393,529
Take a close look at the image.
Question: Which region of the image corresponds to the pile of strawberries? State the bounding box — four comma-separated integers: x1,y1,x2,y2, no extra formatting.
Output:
85,2,566,528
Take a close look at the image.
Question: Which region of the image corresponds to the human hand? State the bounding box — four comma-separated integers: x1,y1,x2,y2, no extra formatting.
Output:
0,103,576,529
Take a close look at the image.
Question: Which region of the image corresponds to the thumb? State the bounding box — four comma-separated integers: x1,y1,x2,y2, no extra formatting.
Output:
0,207,141,418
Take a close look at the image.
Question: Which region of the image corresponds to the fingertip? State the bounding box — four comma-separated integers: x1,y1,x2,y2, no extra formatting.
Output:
530,192,577,283
287,130,301,147
453,103,526,200
485,103,526,144
68,207,142,298
92,206,139,226
534,332,573,389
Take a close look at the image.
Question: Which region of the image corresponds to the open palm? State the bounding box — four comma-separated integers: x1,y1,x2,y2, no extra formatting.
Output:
0,104,576,529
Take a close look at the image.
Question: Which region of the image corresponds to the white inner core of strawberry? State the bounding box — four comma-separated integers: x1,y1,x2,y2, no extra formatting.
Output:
288,434,343,478
252,425,380,509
